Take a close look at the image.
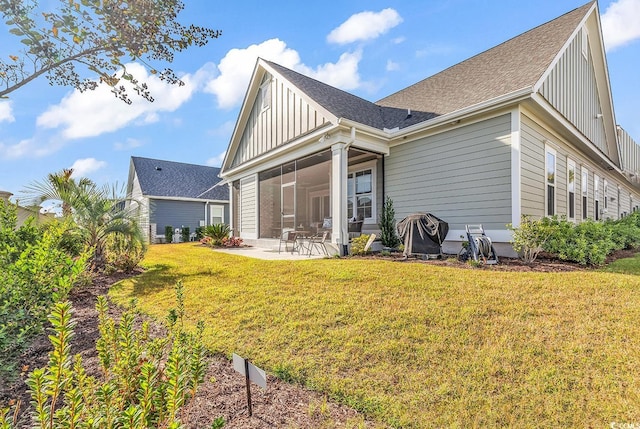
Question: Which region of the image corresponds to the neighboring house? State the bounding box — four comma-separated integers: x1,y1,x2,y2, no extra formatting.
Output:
0,190,54,226
126,156,229,243
219,2,640,256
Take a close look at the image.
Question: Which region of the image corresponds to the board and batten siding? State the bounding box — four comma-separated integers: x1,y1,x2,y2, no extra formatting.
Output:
239,176,257,237
539,29,608,157
385,114,512,231
129,172,150,242
618,127,640,177
231,72,330,169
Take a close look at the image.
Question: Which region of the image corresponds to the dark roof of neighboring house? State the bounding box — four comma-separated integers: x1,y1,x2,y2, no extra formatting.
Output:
265,2,592,127
377,2,593,116
131,156,228,201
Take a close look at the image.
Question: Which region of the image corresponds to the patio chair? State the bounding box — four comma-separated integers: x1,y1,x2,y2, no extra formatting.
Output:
307,230,330,256
348,214,364,240
278,229,298,254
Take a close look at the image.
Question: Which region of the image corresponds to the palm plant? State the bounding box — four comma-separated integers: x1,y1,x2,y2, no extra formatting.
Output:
72,184,145,268
21,168,95,217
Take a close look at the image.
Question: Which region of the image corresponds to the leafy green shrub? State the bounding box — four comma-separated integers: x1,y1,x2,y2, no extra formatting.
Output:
379,196,400,249
1,282,207,428
542,217,614,265
350,234,372,256
0,202,89,385
181,226,190,242
104,232,146,273
195,226,205,239
165,225,174,243
508,215,553,263
203,223,231,246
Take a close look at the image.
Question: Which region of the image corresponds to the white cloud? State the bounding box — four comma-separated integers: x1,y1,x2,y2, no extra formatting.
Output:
386,60,400,71
602,0,640,50
206,151,227,167
0,137,64,159
0,101,14,123
327,8,403,45
36,62,211,139
114,137,144,151
70,158,107,177
204,39,364,109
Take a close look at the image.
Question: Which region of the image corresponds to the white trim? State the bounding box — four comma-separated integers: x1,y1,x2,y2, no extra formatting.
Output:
567,158,576,220
581,27,589,60
347,159,378,225
581,165,589,220
545,144,557,216
533,3,595,92
146,195,227,204
594,173,601,221
210,205,225,225
510,107,522,228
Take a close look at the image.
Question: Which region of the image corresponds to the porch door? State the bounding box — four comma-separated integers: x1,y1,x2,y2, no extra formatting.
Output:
281,182,296,231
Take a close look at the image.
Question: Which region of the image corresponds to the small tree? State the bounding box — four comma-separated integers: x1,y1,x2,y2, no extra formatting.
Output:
508,215,552,263
379,196,400,249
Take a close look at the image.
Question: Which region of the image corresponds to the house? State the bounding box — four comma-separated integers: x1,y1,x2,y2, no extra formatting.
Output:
219,1,640,256
0,189,54,226
126,156,229,243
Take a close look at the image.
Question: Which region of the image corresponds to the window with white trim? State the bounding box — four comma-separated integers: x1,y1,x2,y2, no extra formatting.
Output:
545,145,556,217
582,167,588,219
347,162,376,222
211,205,225,225
568,159,576,220
259,80,272,111
594,174,600,221
603,179,608,212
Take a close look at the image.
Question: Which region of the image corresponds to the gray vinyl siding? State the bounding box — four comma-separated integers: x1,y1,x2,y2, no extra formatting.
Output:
521,112,638,222
231,72,330,169
385,114,512,231
240,176,257,236
539,29,608,157
149,199,206,237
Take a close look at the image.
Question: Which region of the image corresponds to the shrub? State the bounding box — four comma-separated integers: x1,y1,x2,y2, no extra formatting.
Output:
203,224,231,246
379,196,401,249
221,236,243,247
104,232,146,273
0,202,89,385
181,226,190,242
350,234,372,256
508,215,553,263
165,225,174,243
195,226,205,239
1,282,207,428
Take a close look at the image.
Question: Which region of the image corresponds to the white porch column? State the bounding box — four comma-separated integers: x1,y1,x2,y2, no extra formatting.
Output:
331,142,349,255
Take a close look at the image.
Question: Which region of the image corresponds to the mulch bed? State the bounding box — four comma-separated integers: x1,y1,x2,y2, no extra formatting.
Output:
2,249,637,427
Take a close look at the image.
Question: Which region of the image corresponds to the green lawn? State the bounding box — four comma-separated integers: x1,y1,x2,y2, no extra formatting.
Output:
109,243,640,428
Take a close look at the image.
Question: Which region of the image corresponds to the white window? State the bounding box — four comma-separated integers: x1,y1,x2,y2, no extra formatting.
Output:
594,174,600,221
567,159,576,220
582,28,588,60
260,80,272,111
582,166,588,219
603,179,609,212
545,145,556,217
211,205,225,225
347,162,376,222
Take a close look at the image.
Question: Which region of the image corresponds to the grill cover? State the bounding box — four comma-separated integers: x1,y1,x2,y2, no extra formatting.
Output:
397,213,449,257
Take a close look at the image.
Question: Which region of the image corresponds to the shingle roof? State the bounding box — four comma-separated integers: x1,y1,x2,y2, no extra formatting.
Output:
376,2,593,116
265,61,438,130
131,157,228,201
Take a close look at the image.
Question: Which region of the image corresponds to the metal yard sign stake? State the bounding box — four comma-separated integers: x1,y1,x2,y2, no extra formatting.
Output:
233,353,267,417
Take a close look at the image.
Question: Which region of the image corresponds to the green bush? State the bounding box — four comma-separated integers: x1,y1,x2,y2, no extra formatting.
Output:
508,215,553,263
0,281,207,428
203,223,231,246
195,226,205,239
181,226,190,242
165,225,174,243
350,234,372,256
104,232,146,274
0,202,89,385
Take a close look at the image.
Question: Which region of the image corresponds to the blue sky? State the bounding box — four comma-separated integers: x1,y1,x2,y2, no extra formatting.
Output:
1,0,639,204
